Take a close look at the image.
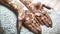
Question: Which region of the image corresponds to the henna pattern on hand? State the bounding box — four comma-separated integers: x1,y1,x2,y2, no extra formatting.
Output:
20,0,52,27
0,0,52,34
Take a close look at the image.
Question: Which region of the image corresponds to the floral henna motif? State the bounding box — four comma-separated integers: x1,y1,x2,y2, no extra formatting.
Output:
0,0,52,34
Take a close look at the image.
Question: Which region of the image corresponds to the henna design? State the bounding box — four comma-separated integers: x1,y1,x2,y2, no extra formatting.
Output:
24,11,41,34
0,0,52,34
20,0,52,27
0,0,24,33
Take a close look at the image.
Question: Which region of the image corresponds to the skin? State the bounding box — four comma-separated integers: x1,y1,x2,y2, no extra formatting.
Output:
0,0,24,33
0,0,52,34
24,11,42,34
20,0,52,27
0,0,42,34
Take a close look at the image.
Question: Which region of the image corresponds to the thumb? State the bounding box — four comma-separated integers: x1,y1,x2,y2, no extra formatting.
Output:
42,4,51,9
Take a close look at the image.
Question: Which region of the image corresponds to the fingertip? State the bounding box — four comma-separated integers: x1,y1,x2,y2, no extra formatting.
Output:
49,24,52,28
43,4,51,9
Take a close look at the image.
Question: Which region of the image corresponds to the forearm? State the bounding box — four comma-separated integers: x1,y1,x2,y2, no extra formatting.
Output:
0,0,23,13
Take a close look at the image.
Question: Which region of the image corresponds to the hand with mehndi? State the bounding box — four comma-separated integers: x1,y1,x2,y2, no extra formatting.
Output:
0,0,52,34
32,2,52,27
20,0,52,27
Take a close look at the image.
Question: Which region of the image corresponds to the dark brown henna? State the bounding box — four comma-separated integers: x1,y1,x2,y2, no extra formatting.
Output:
0,0,52,34
20,0,52,27
34,3,52,27
24,11,42,34
40,9,52,27
20,0,41,26
34,2,51,9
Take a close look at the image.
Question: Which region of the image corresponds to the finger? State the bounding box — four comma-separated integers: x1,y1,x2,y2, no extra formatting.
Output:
44,15,52,27
27,23,39,34
34,17,41,26
18,21,22,34
24,19,41,34
18,11,25,34
42,4,51,9
36,5,52,27
41,10,52,27
18,10,25,30
35,12,49,27
24,16,38,34
18,8,26,34
44,14,52,27
33,2,51,10
36,17,44,25
18,20,22,31
41,15,50,27
32,20,42,34
33,9,51,27
24,12,42,34
34,10,45,25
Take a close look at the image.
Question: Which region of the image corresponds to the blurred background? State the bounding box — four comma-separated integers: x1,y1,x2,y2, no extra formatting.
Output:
0,0,60,34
